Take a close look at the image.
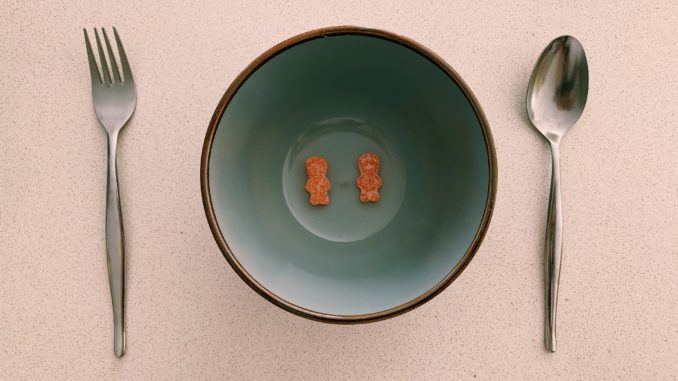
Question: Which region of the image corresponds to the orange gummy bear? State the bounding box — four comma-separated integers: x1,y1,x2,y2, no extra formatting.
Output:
356,153,382,203
305,156,331,205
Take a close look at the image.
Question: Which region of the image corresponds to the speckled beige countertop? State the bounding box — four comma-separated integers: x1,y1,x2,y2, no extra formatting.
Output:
2,1,678,379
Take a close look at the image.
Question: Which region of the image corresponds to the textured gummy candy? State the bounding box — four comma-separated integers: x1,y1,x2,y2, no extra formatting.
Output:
356,153,382,203
305,156,331,205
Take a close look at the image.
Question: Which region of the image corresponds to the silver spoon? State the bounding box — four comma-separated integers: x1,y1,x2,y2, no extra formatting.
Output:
526,35,589,352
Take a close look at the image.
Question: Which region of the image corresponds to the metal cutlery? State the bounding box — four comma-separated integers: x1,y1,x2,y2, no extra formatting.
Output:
526,35,588,352
84,27,136,358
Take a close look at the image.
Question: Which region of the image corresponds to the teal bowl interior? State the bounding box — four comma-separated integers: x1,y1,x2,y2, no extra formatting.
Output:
205,29,495,321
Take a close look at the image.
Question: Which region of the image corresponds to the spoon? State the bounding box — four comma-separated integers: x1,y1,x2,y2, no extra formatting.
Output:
526,35,589,352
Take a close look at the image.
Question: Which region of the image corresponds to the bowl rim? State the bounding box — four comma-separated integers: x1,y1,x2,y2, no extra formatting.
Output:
200,25,497,324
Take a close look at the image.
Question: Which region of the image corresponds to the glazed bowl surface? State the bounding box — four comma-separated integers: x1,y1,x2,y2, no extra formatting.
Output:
201,26,496,322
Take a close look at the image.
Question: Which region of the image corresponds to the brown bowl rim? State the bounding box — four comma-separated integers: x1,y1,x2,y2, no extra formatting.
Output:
200,25,497,324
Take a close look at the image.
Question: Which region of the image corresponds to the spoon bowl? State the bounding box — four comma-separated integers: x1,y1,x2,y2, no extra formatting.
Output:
527,36,588,143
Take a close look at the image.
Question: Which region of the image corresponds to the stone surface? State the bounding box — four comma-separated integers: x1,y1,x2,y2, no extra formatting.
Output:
1,1,677,379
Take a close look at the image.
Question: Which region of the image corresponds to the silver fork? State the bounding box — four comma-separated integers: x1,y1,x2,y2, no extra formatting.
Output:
84,27,136,358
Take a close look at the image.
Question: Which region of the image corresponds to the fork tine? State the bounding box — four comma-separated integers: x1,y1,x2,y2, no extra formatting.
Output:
84,29,102,85
102,28,121,83
113,27,133,83
94,28,112,85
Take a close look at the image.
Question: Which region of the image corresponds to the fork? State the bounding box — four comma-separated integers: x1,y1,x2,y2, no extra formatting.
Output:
84,27,136,358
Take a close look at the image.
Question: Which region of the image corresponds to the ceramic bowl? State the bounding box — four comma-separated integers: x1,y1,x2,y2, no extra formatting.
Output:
201,26,496,323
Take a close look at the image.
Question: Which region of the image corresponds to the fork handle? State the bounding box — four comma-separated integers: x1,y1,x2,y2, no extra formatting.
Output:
106,130,126,358
544,141,563,352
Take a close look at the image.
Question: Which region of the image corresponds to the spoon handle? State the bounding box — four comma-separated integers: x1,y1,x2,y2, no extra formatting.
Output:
545,141,563,352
